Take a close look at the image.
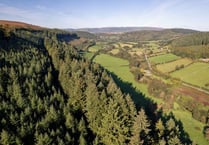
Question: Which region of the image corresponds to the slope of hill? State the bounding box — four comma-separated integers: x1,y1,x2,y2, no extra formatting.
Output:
0,20,44,30
0,23,137,144
93,28,198,42
119,28,198,41
71,31,97,39
171,32,209,47
171,32,209,58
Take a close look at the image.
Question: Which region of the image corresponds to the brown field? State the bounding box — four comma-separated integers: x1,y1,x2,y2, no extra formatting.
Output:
175,85,209,106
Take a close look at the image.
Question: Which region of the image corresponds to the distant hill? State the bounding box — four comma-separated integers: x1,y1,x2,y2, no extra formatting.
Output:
66,27,163,34
95,28,198,42
119,28,199,41
171,31,209,47
71,31,97,39
0,20,44,30
170,32,209,58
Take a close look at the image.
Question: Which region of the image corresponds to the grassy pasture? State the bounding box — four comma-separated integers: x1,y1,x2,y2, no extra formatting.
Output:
109,49,120,55
94,54,134,81
171,62,209,89
173,110,208,145
156,58,193,73
149,53,180,64
94,54,162,104
88,44,102,52
83,52,94,59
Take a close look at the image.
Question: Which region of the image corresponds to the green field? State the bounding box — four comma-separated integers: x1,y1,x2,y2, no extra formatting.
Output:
171,62,209,89
145,41,160,49
94,54,162,104
94,54,132,80
173,110,208,145
149,53,180,64
83,52,94,59
88,44,102,52
156,58,193,73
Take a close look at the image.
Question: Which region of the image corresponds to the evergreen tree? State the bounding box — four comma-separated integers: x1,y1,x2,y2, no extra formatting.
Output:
130,109,150,145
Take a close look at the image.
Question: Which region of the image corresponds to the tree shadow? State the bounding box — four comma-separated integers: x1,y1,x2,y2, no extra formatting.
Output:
162,112,192,144
106,70,192,144
107,71,158,121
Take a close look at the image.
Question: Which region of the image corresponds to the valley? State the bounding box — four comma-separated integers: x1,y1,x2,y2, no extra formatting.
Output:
85,37,209,144
0,20,209,144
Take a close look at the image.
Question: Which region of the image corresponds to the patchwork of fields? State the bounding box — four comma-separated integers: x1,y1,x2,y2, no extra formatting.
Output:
156,58,193,73
90,42,209,144
94,52,208,145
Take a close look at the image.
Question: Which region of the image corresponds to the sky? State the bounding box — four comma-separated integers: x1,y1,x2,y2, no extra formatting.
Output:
0,0,209,31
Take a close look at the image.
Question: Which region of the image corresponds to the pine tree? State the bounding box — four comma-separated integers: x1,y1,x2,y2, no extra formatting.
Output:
99,98,130,145
130,109,150,145
0,130,15,145
156,119,164,139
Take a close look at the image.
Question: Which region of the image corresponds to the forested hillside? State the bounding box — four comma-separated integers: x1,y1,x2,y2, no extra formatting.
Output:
171,32,209,58
119,29,197,42
96,28,197,42
0,24,191,144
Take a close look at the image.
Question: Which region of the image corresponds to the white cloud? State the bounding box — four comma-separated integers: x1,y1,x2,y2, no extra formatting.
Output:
35,5,47,10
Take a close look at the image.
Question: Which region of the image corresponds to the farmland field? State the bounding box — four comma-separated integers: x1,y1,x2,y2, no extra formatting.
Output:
149,53,180,64
94,54,163,104
94,54,134,81
173,110,208,145
156,58,193,73
129,48,143,56
83,52,94,59
109,48,120,54
171,62,209,89
88,44,102,52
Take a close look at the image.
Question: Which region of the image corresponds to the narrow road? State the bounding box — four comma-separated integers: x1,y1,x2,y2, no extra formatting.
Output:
144,52,152,70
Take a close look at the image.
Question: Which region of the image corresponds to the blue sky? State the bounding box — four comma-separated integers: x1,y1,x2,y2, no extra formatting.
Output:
0,0,209,30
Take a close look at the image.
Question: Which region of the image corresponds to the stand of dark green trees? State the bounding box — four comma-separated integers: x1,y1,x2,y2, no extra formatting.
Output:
171,32,209,59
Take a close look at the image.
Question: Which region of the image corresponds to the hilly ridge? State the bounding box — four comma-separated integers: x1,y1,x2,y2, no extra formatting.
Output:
94,28,198,42
66,26,163,33
0,20,44,30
